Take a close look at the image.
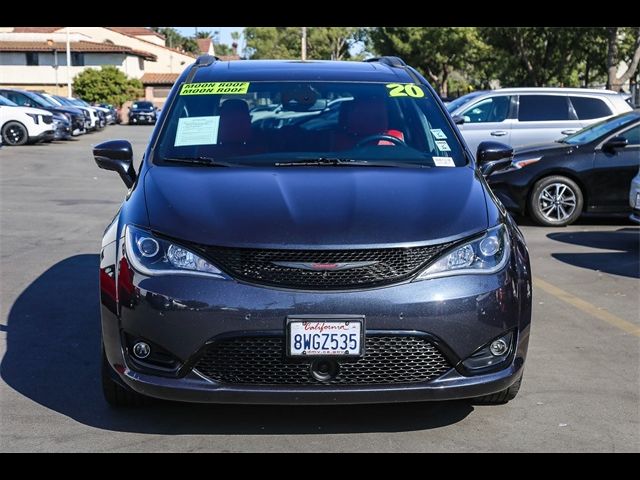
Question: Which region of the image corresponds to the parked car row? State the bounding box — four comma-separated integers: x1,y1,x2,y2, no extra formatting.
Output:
443,87,639,227
0,88,120,147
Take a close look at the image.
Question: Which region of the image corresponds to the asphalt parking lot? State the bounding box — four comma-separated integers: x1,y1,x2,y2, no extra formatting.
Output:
0,126,638,452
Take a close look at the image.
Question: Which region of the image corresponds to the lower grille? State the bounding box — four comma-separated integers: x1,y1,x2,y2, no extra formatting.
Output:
194,335,452,386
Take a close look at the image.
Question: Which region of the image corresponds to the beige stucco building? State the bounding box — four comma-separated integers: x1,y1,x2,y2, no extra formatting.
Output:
0,27,198,103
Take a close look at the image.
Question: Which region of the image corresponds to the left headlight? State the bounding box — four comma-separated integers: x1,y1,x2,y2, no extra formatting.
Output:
414,224,510,281
26,113,40,124
125,225,225,278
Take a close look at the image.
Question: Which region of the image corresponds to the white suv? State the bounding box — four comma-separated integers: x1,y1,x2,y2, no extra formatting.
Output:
0,95,55,146
448,88,633,156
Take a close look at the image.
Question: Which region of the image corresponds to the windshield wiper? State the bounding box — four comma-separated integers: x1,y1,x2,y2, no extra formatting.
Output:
275,157,425,168
162,156,239,167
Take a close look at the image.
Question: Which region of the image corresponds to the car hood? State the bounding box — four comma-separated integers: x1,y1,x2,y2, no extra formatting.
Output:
50,106,84,117
514,141,575,157
13,106,52,116
143,166,489,248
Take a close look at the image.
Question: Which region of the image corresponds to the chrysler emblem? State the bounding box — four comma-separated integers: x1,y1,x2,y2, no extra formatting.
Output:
271,261,378,271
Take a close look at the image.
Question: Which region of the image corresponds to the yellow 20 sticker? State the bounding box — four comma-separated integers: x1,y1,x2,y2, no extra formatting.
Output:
180,82,250,95
386,83,425,98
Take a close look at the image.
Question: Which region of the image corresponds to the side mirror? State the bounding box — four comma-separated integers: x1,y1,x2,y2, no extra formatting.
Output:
93,140,137,188
602,135,628,153
477,141,514,176
452,115,465,125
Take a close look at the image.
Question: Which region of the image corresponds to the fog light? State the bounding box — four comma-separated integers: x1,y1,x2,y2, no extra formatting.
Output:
132,342,150,359
490,339,508,356
462,331,514,372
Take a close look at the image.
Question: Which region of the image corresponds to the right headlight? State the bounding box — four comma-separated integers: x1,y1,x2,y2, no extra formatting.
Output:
125,225,226,279
414,224,510,281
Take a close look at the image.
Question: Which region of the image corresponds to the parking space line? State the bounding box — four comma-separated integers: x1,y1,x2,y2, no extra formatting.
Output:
533,276,640,337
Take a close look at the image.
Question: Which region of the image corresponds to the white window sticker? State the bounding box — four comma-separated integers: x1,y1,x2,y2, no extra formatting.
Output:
430,128,447,139
435,140,451,152
174,116,220,147
433,156,455,167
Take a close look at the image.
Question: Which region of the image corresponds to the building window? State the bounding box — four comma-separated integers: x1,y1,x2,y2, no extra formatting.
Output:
71,52,85,66
139,57,144,70
26,52,39,65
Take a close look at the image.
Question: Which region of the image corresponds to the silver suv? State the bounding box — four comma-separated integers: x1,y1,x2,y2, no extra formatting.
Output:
448,88,632,156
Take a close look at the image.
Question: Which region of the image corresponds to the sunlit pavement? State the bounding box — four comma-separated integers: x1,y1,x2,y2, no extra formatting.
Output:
0,126,638,452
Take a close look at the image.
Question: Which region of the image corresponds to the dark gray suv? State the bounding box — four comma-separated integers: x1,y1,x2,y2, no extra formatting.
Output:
94,56,532,407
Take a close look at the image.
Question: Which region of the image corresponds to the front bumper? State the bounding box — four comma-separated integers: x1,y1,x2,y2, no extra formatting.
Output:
101,238,532,404
113,358,524,405
28,130,55,143
129,113,156,124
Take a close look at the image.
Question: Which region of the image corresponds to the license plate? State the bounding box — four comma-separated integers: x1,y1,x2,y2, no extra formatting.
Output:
288,319,363,357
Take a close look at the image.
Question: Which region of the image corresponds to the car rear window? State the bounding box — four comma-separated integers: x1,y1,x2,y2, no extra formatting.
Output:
569,96,612,120
518,95,571,121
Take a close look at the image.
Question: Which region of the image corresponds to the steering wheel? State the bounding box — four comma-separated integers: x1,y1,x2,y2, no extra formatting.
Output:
355,134,406,148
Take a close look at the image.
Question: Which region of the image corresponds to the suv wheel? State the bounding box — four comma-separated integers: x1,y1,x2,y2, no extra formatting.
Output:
528,176,583,227
102,348,152,407
2,121,28,146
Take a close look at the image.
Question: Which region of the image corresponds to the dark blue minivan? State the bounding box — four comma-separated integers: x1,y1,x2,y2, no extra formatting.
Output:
95,56,531,406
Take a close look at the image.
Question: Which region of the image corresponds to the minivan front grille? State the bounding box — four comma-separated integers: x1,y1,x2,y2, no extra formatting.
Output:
200,242,455,290
194,335,452,386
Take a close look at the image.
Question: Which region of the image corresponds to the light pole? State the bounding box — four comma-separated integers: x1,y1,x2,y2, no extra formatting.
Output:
47,39,59,93
66,27,72,97
301,27,307,61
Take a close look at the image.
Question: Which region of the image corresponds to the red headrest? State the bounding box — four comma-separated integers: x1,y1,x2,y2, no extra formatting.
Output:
218,99,251,144
340,97,389,136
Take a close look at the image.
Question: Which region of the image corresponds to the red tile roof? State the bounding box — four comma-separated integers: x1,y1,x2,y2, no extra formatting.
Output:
140,73,179,85
12,27,62,33
0,40,157,60
107,27,165,39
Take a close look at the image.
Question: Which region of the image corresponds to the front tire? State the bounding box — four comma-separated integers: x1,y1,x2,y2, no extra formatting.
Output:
473,375,523,405
528,175,583,226
102,348,152,407
2,121,29,146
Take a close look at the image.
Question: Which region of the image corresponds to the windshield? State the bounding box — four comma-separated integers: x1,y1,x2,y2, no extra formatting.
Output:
24,91,56,108
446,91,485,113
0,95,18,107
133,102,154,109
42,94,64,106
563,114,638,144
154,81,465,168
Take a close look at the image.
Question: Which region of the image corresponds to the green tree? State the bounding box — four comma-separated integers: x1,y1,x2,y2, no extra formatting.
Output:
245,27,364,61
196,30,212,39
308,27,364,60
368,27,487,97
151,27,199,54
605,27,640,91
479,27,588,87
72,66,143,107
245,27,302,59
